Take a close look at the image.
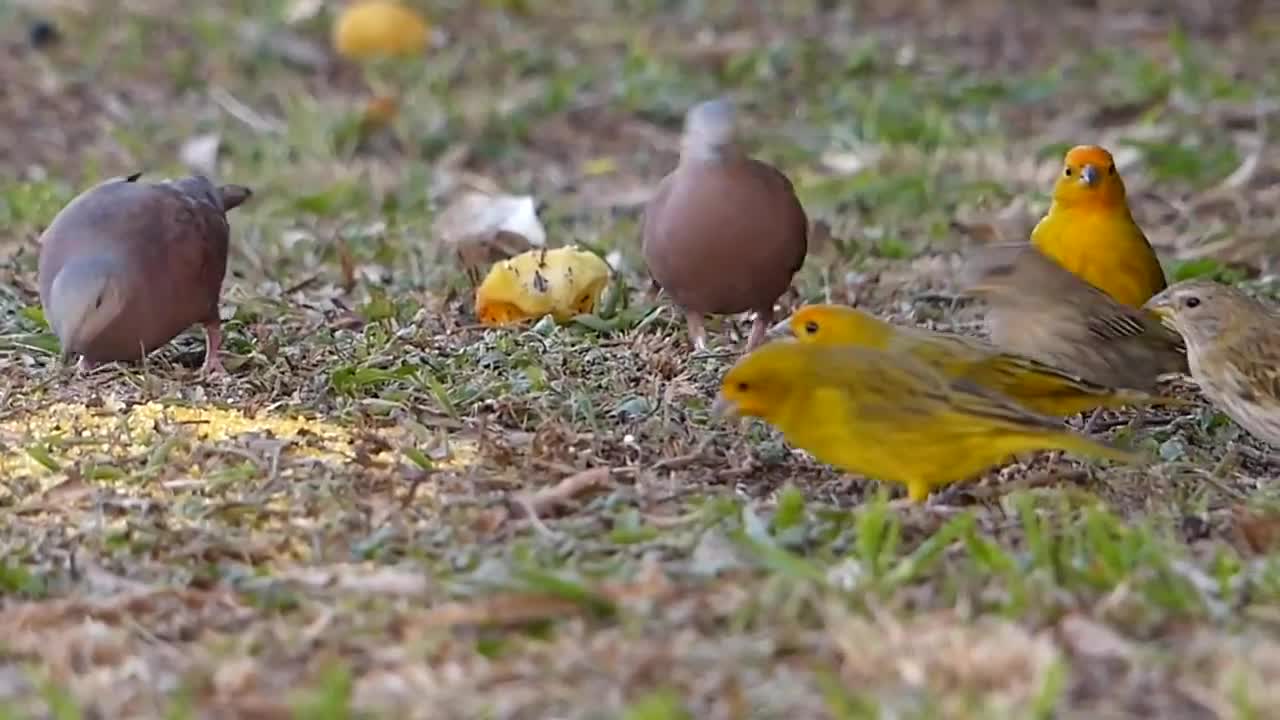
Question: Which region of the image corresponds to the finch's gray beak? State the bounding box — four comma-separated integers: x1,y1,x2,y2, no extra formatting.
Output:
711,394,738,419
1080,164,1100,187
766,317,794,341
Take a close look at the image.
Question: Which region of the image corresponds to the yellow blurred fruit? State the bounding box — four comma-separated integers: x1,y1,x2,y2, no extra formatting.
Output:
332,1,430,60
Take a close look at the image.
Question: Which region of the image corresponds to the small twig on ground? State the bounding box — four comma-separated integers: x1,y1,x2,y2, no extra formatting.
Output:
1200,471,1249,502
651,441,710,471
1084,414,1177,433
283,274,321,294
1211,443,1241,479
912,292,970,306
1232,443,1280,468
510,466,611,520
400,467,433,509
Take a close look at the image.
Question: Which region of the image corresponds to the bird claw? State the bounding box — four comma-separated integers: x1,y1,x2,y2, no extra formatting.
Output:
201,322,226,376
200,355,225,376
745,310,774,352
684,311,709,352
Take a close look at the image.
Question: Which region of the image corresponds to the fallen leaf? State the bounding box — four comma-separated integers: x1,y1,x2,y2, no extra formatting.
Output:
359,95,399,136
433,190,548,280
180,132,221,176
1056,613,1137,662
1232,503,1280,555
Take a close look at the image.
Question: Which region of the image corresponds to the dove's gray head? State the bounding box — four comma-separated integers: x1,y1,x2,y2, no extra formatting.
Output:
162,175,252,213
681,98,738,161
167,175,223,210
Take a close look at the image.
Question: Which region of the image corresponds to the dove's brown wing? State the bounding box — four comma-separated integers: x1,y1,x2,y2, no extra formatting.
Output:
150,177,234,323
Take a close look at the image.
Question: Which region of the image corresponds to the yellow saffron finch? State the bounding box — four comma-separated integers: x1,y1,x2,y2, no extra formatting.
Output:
1032,145,1166,308
770,303,1175,417
713,340,1143,503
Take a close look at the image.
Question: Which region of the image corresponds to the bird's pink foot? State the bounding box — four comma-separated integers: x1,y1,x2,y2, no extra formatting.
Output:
1080,407,1104,435
745,308,774,351
201,322,225,375
685,311,708,352
76,356,99,372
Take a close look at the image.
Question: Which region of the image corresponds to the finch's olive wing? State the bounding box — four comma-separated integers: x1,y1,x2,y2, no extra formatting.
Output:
983,352,1112,393
944,377,1066,433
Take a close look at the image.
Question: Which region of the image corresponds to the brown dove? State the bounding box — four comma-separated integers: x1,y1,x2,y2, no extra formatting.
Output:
642,98,808,351
961,242,1187,393
38,172,252,373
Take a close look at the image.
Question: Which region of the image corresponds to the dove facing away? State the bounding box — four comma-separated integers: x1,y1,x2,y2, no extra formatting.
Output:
642,98,809,352
37,172,252,373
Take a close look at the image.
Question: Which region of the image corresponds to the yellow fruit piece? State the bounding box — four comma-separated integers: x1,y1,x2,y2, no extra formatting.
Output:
475,247,612,326
332,1,430,60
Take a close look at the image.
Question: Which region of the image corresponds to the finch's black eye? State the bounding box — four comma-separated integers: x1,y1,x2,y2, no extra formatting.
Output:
736,382,749,392
1064,167,1073,177
1109,164,1116,175
1184,296,1201,309
804,321,819,334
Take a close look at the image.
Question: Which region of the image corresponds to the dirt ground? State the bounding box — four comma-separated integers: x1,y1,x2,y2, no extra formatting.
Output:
3,1,1280,718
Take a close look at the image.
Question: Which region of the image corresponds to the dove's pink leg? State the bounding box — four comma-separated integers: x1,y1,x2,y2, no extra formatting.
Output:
685,310,708,352
746,307,774,352
201,321,225,374
76,356,99,372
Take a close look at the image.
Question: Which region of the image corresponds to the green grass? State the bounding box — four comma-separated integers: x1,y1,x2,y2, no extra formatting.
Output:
2,0,1280,717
